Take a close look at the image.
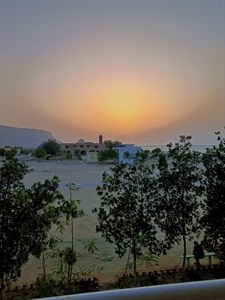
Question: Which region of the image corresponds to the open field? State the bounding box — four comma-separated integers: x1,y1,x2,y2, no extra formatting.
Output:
16,158,208,285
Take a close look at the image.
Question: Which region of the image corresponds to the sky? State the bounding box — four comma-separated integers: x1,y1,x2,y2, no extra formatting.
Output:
0,0,224,145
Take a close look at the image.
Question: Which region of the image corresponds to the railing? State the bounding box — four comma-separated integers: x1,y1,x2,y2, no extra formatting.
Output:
34,279,225,300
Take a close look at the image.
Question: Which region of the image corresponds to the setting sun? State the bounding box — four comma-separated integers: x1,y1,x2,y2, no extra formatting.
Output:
1,0,223,144
61,77,183,135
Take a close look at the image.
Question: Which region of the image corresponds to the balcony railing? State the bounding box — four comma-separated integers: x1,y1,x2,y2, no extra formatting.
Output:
35,279,225,300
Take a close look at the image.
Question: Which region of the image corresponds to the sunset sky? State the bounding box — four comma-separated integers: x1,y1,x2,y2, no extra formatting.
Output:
0,0,224,145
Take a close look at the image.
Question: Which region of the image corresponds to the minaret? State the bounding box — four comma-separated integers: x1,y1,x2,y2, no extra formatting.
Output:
99,134,103,145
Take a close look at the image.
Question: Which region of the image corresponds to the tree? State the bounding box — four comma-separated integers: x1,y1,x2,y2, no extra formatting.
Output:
41,139,60,156
98,140,122,162
94,159,161,276
103,140,122,149
201,133,225,262
61,183,84,284
0,157,28,293
34,146,46,158
0,156,64,298
98,148,117,162
33,140,60,158
152,136,203,268
37,182,110,289
0,148,17,159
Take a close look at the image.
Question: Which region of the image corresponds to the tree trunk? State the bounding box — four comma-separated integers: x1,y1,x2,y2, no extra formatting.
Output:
133,252,137,277
132,240,137,277
182,228,187,269
124,247,131,276
41,250,46,280
71,216,74,252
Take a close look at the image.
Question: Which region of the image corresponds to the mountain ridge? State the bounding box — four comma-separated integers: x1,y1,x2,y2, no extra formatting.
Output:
0,124,55,148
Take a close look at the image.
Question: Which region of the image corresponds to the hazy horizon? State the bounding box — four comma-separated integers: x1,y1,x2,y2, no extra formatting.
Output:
1,0,224,145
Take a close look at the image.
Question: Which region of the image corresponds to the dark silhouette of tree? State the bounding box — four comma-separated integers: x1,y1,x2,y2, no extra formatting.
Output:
98,140,122,162
0,156,64,299
201,132,225,262
34,146,47,158
152,136,203,268
98,148,117,162
94,159,161,276
42,139,60,155
103,140,122,149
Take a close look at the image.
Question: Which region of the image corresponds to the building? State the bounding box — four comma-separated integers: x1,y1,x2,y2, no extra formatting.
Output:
59,135,106,158
115,144,142,164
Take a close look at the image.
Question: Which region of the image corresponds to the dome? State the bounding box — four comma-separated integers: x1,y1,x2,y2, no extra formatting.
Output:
78,138,85,143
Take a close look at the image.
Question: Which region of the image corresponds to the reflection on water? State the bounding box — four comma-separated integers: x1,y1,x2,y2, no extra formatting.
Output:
18,159,200,285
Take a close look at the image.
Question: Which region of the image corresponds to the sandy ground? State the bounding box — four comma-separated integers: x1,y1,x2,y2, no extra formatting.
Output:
16,158,204,285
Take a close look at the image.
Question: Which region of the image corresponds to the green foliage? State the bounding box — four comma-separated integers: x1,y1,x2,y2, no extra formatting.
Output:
66,152,72,159
138,150,150,161
74,149,81,160
126,251,158,274
41,139,60,155
61,247,77,284
138,251,158,268
37,182,86,285
94,160,161,275
0,157,29,286
34,146,46,158
34,140,60,158
34,275,99,297
20,148,31,155
0,156,64,291
0,148,17,159
151,147,162,156
98,148,117,162
98,139,122,162
104,140,122,149
40,235,111,286
201,132,225,262
152,135,203,268
0,148,5,156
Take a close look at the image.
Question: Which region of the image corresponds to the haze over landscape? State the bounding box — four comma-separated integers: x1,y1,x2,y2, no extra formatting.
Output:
1,0,224,145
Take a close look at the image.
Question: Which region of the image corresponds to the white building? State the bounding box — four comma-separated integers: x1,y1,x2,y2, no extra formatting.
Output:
115,144,142,164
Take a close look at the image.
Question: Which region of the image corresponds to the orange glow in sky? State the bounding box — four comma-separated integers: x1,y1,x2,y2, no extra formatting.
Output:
1,0,224,144
56,77,182,134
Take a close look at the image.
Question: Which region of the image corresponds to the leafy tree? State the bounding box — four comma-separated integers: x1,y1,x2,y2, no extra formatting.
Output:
94,159,161,276
0,156,64,298
20,148,31,155
39,181,111,287
0,148,17,159
138,150,150,161
33,140,60,158
37,182,84,285
103,140,122,149
201,132,225,262
41,139,60,156
74,149,81,160
62,183,83,284
0,148,5,156
34,146,46,158
0,157,28,294
98,140,122,162
98,148,117,162
152,136,203,268
66,152,72,159
64,183,84,251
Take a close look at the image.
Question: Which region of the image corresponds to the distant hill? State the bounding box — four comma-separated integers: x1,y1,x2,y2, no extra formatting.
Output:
0,125,55,148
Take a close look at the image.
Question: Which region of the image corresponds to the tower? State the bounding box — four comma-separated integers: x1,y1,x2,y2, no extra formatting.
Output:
99,134,103,145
